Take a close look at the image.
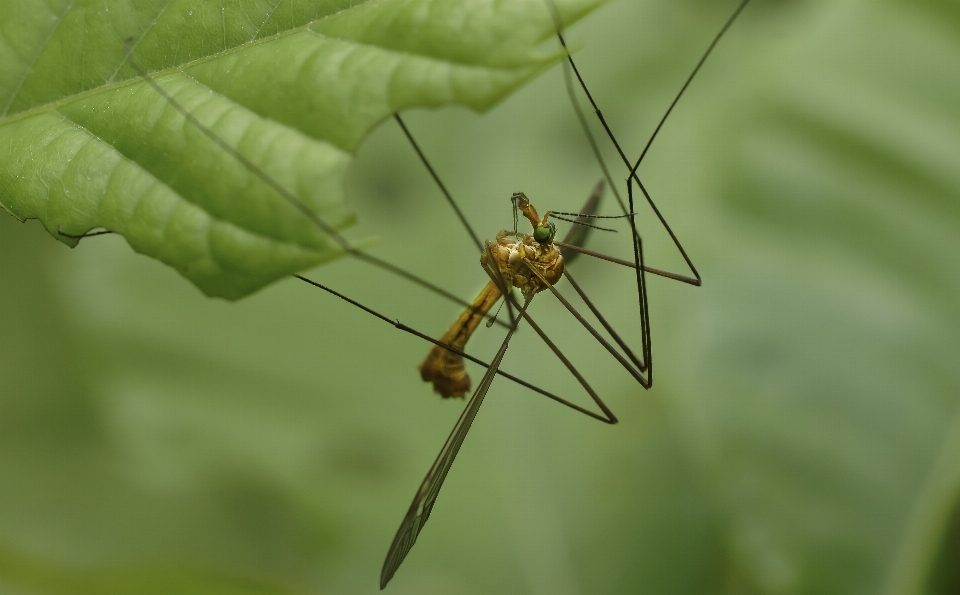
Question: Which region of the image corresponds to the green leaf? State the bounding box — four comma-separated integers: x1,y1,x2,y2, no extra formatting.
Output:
0,0,605,299
666,0,960,593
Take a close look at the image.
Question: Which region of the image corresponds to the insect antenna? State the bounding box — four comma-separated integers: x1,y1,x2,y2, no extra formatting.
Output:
549,215,618,233
548,211,635,219
552,207,648,236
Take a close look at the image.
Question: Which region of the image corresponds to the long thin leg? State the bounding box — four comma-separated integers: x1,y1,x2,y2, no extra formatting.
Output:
555,240,695,284
394,113,484,253
545,0,751,287
521,258,651,387
350,253,509,330
627,177,653,382
536,0,749,390
562,267,644,373
296,274,615,422
500,287,619,424
630,0,752,172
556,36,701,285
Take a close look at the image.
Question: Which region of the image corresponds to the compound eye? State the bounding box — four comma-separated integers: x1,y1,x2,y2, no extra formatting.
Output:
533,224,555,244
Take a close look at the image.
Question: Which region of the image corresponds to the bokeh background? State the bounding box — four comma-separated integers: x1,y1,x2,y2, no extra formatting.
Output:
2,0,959,593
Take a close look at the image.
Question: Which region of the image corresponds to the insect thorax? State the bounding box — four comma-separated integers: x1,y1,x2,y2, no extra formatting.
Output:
482,230,564,301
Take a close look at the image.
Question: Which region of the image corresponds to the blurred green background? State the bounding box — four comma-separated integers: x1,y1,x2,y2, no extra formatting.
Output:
2,0,959,593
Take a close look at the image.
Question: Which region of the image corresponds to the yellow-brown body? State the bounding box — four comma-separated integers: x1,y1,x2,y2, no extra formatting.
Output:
419,219,564,398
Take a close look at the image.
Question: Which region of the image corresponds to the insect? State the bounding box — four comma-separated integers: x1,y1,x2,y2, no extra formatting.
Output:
377,1,750,586
33,0,750,588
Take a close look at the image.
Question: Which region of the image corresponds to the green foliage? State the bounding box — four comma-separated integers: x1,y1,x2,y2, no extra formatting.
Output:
0,0,603,298
675,2,960,592
0,544,297,595
1,0,959,594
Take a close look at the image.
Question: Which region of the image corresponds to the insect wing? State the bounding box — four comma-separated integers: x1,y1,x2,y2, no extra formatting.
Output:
559,179,605,263
380,302,526,589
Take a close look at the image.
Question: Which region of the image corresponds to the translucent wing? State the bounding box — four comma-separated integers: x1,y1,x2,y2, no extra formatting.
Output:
380,297,529,589
559,180,605,264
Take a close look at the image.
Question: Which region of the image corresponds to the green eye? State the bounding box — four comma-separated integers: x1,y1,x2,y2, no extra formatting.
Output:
533,224,555,244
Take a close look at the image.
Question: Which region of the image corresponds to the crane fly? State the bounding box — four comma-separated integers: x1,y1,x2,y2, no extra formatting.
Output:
417,187,613,399
380,0,750,584
64,0,752,588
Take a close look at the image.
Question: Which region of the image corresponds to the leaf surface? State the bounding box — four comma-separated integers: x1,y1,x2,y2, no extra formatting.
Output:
667,1,960,593
0,0,604,298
